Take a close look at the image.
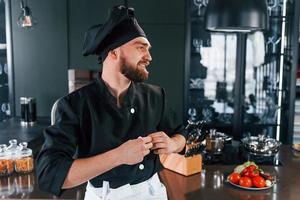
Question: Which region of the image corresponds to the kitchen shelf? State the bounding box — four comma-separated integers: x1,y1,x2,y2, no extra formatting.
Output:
0,43,6,50
185,0,299,143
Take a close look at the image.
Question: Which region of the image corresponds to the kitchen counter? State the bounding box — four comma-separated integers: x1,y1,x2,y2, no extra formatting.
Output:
1,145,300,199
162,145,300,200
0,117,50,156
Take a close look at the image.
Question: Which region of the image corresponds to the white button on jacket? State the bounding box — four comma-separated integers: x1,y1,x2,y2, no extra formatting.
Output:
130,108,135,114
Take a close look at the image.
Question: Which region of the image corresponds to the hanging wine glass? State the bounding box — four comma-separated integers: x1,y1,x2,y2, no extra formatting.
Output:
193,0,209,16
192,38,203,53
1,102,10,115
267,0,282,16
202,107,213,123
267,0,276,16
266,35,281,54
1,103,7,113
190,78,204,89
205,38,211,47
188,107,197,121
4,63,8,74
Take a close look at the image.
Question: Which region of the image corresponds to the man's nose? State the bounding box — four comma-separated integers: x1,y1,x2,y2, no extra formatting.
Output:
144,50,152,62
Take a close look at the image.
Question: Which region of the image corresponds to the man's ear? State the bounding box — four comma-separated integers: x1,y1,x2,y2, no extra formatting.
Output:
108,50,118,59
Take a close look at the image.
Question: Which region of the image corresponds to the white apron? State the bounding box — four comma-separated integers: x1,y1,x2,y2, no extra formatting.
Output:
84,173,168,200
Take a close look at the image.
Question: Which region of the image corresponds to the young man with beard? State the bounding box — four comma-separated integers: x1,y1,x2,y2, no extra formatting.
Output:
36,5,186,200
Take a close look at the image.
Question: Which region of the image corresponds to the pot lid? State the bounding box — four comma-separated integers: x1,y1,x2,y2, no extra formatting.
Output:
207,129,232,140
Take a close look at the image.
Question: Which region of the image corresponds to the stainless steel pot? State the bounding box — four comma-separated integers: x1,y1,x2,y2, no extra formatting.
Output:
241,134,281,156
205,129,232,154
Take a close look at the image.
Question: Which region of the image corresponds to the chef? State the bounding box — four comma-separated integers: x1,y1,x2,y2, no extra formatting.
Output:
36,5,186,200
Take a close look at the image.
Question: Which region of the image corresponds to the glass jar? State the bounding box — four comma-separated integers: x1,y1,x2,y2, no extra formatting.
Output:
14,142,34,174
0,176,15,197
7,139,18,159
15,173,35,197
0,144,14,176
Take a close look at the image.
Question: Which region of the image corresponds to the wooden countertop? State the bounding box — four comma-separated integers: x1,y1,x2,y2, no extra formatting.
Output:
182,145,300,200
1,119,300,199
0,117,50,156
0,146,300,199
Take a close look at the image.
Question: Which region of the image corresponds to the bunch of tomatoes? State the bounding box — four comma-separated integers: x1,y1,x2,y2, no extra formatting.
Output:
228,164,271,188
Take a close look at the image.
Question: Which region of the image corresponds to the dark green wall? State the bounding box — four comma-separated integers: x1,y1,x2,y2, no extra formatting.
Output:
11,0,68,116
68,0,185,120
11,0,185,121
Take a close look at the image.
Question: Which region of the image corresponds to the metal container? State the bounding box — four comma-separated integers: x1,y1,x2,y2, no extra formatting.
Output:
20,97,36,126
241,134,281,156
205,129,232,154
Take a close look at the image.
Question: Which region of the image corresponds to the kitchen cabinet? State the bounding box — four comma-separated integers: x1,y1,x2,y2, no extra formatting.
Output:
184,0,300,143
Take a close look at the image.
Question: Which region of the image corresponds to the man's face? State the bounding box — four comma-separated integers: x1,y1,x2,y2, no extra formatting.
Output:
119,37,152,82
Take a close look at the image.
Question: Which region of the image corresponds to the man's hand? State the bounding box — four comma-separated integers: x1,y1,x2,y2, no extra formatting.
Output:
116,136,153,165
149,132,185,154
62,136,153,189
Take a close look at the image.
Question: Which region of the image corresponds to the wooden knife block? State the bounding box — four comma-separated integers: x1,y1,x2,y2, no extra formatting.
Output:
160,153,202,176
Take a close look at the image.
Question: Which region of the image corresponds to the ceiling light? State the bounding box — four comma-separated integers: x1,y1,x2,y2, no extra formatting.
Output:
17,0,37,29
205,0,269,32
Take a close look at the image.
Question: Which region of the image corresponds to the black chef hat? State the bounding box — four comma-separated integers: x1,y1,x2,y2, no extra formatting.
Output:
82,5,147,63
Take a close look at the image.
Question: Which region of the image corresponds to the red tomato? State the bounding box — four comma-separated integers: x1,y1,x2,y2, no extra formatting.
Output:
228,173,241,184
241,168,249,177
249,169,259,178
239,177,253,187
242,165,258,177
252,176,266,188
248,165,257,171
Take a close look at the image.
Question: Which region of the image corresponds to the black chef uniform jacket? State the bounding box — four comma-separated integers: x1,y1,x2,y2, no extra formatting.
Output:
36,74,187,196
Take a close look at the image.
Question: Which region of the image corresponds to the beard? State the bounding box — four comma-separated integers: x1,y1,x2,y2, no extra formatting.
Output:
120,56,149,82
